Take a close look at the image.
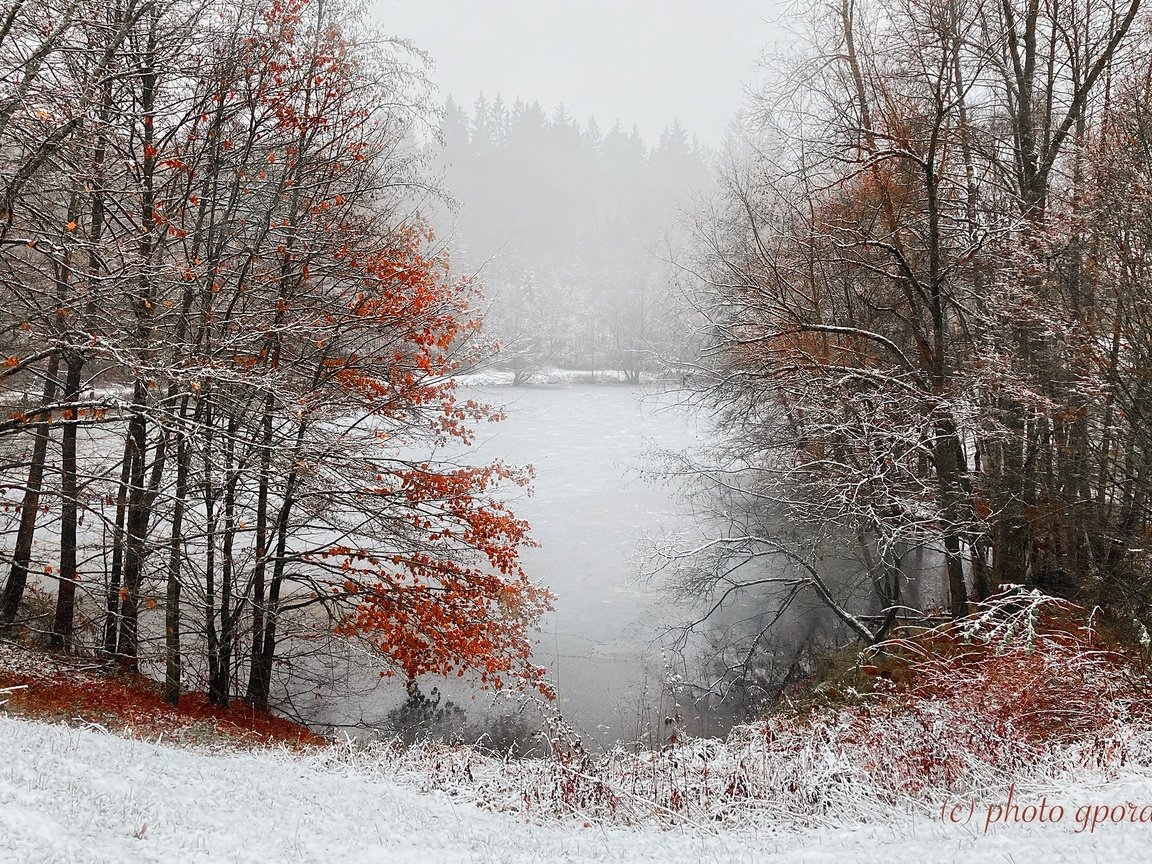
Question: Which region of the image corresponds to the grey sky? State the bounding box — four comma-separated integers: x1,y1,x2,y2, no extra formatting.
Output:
370,0,790,146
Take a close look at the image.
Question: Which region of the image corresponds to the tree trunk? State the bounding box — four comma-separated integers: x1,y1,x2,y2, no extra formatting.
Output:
210,414,240,707
0,352,59,629
103,437,132,655
164,408,191,706
50,354,84,649
245,395,274,705
115,382,167,668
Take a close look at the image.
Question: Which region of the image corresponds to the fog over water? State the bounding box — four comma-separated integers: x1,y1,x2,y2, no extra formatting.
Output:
451,384,704,742
5,4,1147,839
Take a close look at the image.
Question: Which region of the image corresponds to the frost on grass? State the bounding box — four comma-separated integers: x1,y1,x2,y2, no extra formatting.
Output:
9,712,1152,864
321,589,1152,829
4,589,1149,833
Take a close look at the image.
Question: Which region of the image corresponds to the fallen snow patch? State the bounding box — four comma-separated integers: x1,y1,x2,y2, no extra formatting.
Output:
3,716,1152,862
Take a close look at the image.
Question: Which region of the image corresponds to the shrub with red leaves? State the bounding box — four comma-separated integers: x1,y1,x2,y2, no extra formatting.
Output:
872,588,1152,741
801,587,1152,794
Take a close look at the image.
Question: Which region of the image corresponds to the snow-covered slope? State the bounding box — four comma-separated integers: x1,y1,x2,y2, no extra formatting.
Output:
2,715,1151,863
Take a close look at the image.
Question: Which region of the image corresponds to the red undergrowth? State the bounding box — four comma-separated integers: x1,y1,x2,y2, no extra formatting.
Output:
863,588,1152,739
773,587,1152,794
0,655,323,748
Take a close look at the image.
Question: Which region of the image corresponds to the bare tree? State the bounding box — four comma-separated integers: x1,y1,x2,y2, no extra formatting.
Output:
663,0,1151,710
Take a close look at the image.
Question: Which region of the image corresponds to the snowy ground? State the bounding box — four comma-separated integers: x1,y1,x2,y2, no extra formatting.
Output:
3,716,1152,863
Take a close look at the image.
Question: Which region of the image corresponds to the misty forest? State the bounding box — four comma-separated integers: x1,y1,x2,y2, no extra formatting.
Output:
6,0,1152,859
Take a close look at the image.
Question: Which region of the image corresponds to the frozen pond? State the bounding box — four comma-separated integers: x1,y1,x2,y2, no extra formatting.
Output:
442,383,704,743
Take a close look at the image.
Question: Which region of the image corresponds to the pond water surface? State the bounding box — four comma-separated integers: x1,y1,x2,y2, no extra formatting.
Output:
448,384,705,743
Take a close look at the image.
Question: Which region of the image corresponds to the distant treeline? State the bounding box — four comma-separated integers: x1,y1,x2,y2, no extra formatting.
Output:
434,96,714,381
